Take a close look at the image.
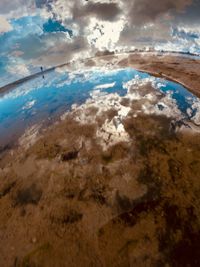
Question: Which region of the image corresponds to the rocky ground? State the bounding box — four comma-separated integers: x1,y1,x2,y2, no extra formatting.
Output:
0,55,200,267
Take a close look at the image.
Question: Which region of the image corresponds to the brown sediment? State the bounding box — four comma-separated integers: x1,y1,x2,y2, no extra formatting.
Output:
70,52,200,98
98,118,200,267
117,53,200,98
87,52,200,98
1,52,200,99
0,56,200,267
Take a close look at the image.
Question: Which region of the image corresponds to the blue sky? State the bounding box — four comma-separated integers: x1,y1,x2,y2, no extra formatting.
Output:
0,14,75,86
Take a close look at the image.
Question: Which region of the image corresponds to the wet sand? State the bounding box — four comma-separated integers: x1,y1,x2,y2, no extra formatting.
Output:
1,52,200,98
85,52,200,98
119,53,200,98
0,55,200,267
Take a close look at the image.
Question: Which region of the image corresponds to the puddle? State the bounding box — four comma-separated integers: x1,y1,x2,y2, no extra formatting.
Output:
0,67,200,147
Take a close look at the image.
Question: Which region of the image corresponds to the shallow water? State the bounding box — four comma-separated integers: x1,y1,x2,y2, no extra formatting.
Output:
0,67,199,147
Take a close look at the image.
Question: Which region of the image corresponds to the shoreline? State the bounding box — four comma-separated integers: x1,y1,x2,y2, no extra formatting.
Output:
129,67,196,98
0,54,200,152
0,52,200,99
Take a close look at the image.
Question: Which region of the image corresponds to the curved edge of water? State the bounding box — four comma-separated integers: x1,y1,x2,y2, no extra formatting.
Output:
0,52,199,99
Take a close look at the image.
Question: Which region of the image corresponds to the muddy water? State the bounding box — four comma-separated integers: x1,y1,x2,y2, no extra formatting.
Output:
1,111,200,267
99,113,200,267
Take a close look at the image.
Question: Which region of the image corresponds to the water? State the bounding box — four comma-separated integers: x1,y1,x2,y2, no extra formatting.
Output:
0,67,199,147
155,78,197,115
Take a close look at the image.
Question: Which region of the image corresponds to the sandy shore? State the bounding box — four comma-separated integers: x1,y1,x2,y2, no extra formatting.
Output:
1,52,200,98
82,52,200,98
0,55,200,267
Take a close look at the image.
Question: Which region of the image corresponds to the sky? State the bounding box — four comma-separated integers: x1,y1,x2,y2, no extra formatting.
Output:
0,0,200,86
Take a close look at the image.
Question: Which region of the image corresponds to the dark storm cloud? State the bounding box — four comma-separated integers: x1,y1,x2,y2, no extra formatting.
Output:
33,35,89,66
0,0,199,76
35,0,53,9
126,0,192,25
0,0,25,14
118,0,198,49
118,21,172,49
72,1,121,22
174,0,200,25
35,0,121,22
84,2,121,21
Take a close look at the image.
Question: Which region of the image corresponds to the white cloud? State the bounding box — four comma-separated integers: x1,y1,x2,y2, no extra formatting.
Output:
86,17,125,51
22,100,36,110
94,82,116,90
7,63,30,76
0,16,12,33
0,0,199,88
